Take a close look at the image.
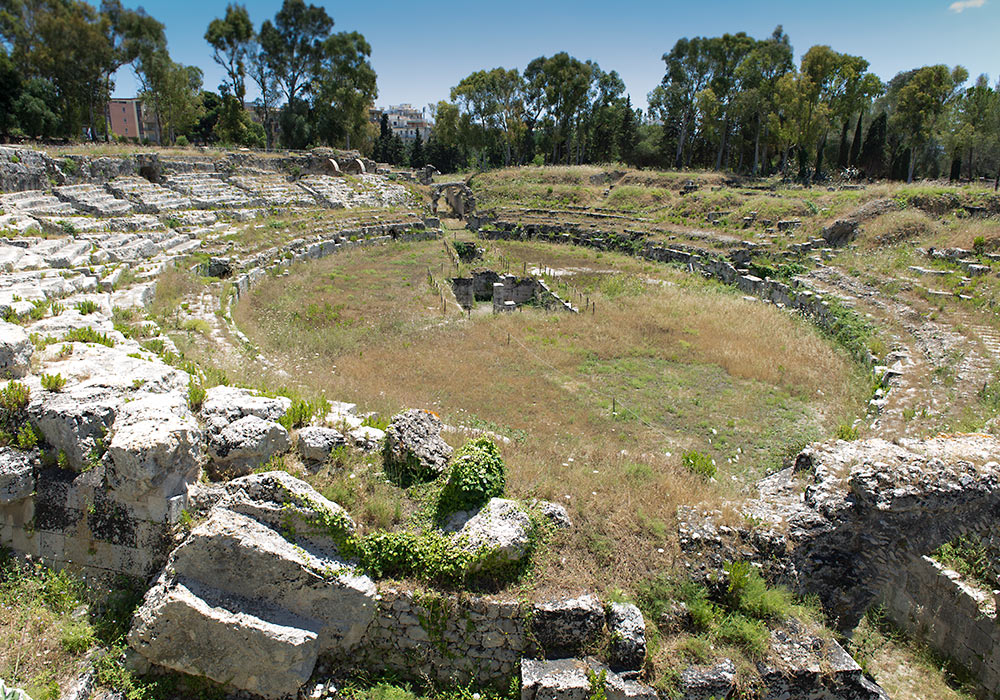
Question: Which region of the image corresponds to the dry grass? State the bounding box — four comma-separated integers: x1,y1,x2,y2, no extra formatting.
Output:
851,614,976,700
859,210,941,247
230,237,866,596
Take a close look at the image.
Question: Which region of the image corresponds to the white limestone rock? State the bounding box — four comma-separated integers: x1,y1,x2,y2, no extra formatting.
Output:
607,603,646,671
455,498,532,569
128,577,320,700
296,426,346,463
208,415,290,477
201,385,290,434
0,319,32,378
0,447,36,503
105,392,204,501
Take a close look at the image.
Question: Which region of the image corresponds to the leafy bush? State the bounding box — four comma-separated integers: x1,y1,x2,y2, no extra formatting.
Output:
63,327,114,347
74,300,99,315
0,381,30,414
681,450,716,480
835,423,860,441
16,423,38,449
437,437,507,516
934,535,997,591
187,379,206,411
278,396,330,430
40,373,66,392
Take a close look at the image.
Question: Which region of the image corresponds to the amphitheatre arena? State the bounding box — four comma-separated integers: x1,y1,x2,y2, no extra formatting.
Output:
1,144,999,700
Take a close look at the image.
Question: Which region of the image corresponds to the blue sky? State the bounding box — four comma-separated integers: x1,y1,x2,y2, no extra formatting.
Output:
112,0,999,114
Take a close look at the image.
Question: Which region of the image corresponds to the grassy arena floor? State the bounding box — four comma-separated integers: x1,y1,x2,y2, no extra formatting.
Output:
231,236,868,594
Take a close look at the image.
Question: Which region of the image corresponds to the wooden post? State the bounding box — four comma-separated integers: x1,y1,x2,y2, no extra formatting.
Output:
612,397,616,415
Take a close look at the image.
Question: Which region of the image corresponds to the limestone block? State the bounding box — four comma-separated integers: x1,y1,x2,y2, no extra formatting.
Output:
607,603,646,671
521,658,656,700
208,415,290,477
0,448,36,503
128,577,320,700
0,320,32,378
296,426,346,463
168,508,376,651
531,595,605,658
29,385,118,471
106,392,203,501
383,409,452,482
454,498,533,570
201,385,290,432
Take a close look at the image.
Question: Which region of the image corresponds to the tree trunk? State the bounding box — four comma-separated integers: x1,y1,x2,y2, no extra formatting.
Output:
675,111,689,169
813,135,827,182
837,120,850,169
907,146,916,183
714,115,728,171
752,113,762,176
849,113,863,167
967,147,973,180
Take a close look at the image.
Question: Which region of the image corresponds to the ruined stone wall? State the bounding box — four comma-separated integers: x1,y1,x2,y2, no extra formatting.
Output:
883,555,1000,699
479,227,847,355
343,587,527,688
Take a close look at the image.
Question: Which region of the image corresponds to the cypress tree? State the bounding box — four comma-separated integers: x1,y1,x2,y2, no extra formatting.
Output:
858,112,887,178
848,113,863,167
410,130,425,168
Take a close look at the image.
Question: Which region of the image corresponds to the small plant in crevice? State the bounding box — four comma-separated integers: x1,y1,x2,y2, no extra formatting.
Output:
75,299,99,315
40,373,66,392
187,379,206,412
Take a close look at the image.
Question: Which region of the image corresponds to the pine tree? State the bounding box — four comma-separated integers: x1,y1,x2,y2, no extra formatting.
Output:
410,129,425,168
618,97,639,167
858,112,887,178
390,133,405,165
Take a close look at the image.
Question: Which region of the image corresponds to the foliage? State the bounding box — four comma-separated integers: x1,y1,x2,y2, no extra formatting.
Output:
187,379,206,411
681,450,716,480
933,535,997,591
277,395,330,430
40,373,66,392
63,327,115,347
74,299,99,315
0,381,30,414
437,437,507,517
835,423,860,440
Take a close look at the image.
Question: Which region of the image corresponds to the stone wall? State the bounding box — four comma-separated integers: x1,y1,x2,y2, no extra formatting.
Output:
343,587,527,688
477,226,854,358
883,555,1000,699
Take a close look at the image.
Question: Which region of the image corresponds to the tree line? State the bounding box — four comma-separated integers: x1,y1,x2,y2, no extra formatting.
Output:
0,0,376,150
429,27,1000,183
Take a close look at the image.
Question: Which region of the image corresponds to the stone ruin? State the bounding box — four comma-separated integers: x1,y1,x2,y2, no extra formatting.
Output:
2,146,999,700
432,181,476,219
449,269,577,314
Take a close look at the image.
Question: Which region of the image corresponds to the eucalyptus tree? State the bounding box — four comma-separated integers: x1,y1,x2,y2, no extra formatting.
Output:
892,64,968,182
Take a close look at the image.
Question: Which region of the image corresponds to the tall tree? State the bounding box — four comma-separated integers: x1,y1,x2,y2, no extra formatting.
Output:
892,64,968,182
735,26,793,175
258,0,332,104
311,30,377,149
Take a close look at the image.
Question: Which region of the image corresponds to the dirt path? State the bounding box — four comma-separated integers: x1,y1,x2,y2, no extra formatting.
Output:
801,263,996,438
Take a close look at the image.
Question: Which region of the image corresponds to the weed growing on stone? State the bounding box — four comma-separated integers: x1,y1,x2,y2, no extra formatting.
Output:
40,373,66,392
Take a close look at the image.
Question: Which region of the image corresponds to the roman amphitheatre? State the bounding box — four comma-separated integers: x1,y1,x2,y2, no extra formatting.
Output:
1,144,1000,700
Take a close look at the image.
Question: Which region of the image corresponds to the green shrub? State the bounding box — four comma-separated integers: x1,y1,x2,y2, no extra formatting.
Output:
973,235,986,255
74,300,99,315
934,535,996,590
63,327,114,347
835,423,860,441
681,450,716,480
187,379,206,411
278,396,330,430
437,436,507,516
40,373,66,392
723,560,795,620
0,381,30,414
16,423,38,449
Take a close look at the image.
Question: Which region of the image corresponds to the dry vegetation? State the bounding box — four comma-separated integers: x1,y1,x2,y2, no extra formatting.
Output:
230,237,866,595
